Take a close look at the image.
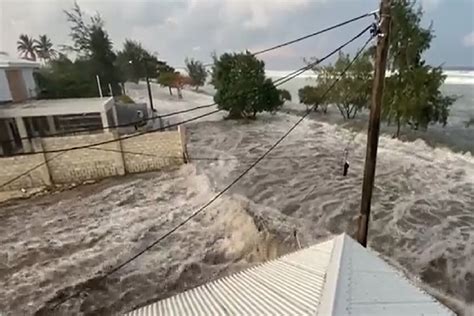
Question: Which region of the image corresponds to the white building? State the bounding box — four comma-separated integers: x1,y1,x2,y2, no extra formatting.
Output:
0,54,118,156
0,54,38,103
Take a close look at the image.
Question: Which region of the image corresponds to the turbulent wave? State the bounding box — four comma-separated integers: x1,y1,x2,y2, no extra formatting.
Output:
0,85,472,314
187,113,474,312
267,69,474,85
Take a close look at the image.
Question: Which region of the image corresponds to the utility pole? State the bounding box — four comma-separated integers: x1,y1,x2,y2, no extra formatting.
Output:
357,0,391,247
129,59,155,112
145,72,155,112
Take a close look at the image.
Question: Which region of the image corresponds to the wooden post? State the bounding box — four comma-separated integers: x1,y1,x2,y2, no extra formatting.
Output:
357,0,391,247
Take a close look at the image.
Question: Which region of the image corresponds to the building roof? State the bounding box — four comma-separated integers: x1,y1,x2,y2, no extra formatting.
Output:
125,234,454,316
0,54,40,69
0,97,114,117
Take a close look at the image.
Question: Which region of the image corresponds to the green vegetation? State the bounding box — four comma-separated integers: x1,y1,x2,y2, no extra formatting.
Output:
21,2,175,100
34,2,121,97
117,39,174,83
382,0,456,137
278,89,292,102
211,52,283,119
298,85,328,113
35,55,100,98
158,71,186,98
34,35,57,61
300,51,372,119
300,0,456,137
185,58,207,91
17,34,37,61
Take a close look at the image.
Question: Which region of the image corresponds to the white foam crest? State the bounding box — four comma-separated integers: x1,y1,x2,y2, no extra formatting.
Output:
267,69,474,85
187,113,474,311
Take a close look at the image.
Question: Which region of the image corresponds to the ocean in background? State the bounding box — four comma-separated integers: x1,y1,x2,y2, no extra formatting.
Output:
268,70,474,154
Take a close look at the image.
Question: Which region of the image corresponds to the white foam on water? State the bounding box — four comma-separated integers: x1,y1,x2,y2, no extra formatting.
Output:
1,86,472,314
187,113,474,313
267,69,474,85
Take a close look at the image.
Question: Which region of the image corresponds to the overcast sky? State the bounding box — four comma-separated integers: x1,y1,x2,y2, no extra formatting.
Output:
1,0,473,69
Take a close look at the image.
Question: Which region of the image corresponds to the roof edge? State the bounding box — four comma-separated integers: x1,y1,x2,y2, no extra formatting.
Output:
316,233,347,316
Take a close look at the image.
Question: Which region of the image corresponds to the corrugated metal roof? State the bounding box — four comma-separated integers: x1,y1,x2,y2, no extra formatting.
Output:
126,238,335,316
321,234,455,316
126,234,454,316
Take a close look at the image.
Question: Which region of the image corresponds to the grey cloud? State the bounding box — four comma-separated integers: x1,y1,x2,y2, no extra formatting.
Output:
1,0,473,69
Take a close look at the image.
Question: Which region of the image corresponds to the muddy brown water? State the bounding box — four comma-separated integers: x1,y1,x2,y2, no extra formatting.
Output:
0,113,473,315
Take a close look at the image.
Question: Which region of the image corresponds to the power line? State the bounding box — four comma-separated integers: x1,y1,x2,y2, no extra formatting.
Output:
0,102,217,147
1,11,376,148
51,29,375,310
0,152,66,189
0,24,373,193
2,109,222,158
200,9,376,66
272,24,374,87
0,109,221,190
252,11,377,56
3,24,373,159
88,146,320,161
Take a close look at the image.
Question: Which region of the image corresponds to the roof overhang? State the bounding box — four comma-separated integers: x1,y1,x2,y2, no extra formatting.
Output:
0,97,114,118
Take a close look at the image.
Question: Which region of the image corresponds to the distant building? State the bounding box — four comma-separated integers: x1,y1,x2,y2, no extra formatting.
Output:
0,54,118,156
0,54,38,103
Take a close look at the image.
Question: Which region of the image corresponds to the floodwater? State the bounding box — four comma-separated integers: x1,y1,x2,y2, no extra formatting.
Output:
0,84,473,315
0,165,294,315
186,114,474,313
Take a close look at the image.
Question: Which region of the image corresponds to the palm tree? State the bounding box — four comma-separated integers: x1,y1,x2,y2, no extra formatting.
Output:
17,34,37,61
34,34,57,61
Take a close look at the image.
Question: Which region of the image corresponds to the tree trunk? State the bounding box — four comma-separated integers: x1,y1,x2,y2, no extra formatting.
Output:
396,116,401,138
344,104,351,120
168,87,173,95
336,104,346,119
195,86,199,91
351,106,360,119
177,87,183,99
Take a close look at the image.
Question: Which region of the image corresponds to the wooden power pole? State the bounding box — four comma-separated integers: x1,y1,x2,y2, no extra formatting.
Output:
357,0,391,247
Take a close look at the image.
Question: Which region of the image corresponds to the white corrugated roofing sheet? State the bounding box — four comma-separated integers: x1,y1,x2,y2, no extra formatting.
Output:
125,234,454,316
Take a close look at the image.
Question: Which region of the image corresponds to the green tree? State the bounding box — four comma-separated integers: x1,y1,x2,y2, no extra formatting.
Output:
34,35,57,61
63,1,104,54
34,55,99,98
88,25,121,94
64,2,121,95
185,58,207,91
383,0,456,137
308,51,372,119
116,40,173,83
158,71,183,97
211,52,283,119
117,40,147,83
298,85,329,113
278,89,292,102
17,34,37,61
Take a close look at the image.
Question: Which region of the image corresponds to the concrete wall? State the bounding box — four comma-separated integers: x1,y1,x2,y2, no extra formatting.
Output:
0,129,185,191
0,69,12,102
122,131,182,173
0,142,50,190
42,132,125,184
